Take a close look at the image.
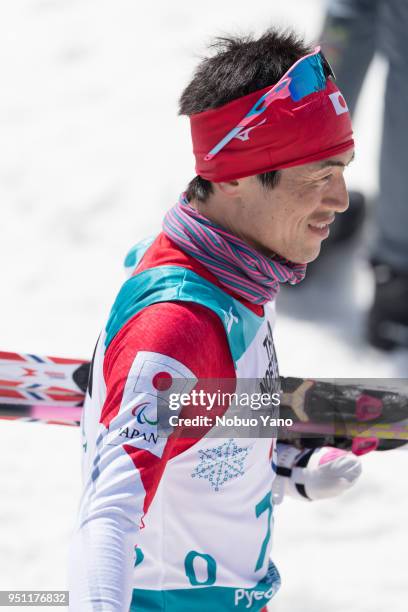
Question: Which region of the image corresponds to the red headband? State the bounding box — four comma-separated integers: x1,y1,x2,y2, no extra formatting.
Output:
190,79,354,182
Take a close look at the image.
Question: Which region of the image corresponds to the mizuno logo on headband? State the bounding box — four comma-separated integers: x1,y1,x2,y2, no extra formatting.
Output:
234,118,267,142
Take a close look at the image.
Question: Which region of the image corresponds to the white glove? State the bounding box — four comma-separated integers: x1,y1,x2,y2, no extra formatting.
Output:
272,443,362,504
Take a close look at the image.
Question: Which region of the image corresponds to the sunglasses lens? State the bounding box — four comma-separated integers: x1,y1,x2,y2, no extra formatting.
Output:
321,51,336,80
288,53,327,102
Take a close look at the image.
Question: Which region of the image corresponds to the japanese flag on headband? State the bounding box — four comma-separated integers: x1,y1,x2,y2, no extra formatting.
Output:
190,78,354,182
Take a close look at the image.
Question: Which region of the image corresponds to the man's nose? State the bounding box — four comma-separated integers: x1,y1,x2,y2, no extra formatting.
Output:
323,176,349,213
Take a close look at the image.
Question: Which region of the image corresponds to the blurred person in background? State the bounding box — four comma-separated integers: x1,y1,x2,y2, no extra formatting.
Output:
320,0,408,350
68,29,362,611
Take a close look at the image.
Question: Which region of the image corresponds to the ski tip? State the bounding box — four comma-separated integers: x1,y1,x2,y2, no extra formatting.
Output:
352,437,379,456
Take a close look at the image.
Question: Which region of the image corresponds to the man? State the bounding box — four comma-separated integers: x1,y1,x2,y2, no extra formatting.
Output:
69,29,361,611
320,0,408,349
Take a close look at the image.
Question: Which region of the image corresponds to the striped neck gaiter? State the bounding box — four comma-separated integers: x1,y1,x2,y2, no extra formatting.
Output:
162,194,306,305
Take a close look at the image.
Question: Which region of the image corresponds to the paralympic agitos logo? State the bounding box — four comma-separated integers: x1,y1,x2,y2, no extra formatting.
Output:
115,402,159,445
131,402,159,425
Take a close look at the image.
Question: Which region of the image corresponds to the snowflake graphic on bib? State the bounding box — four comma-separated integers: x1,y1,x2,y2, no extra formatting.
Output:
191,439,249,491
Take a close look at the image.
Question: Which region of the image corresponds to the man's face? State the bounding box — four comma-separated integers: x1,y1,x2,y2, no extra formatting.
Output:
231,149,355,263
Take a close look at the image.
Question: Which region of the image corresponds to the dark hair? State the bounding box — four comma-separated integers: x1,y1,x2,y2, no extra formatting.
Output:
179,28,313,202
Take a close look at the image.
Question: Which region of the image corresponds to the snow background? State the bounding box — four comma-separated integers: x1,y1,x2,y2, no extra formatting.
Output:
0,0,407,610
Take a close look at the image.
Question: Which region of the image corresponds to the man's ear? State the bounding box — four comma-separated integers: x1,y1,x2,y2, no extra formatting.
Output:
214,179,242,197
